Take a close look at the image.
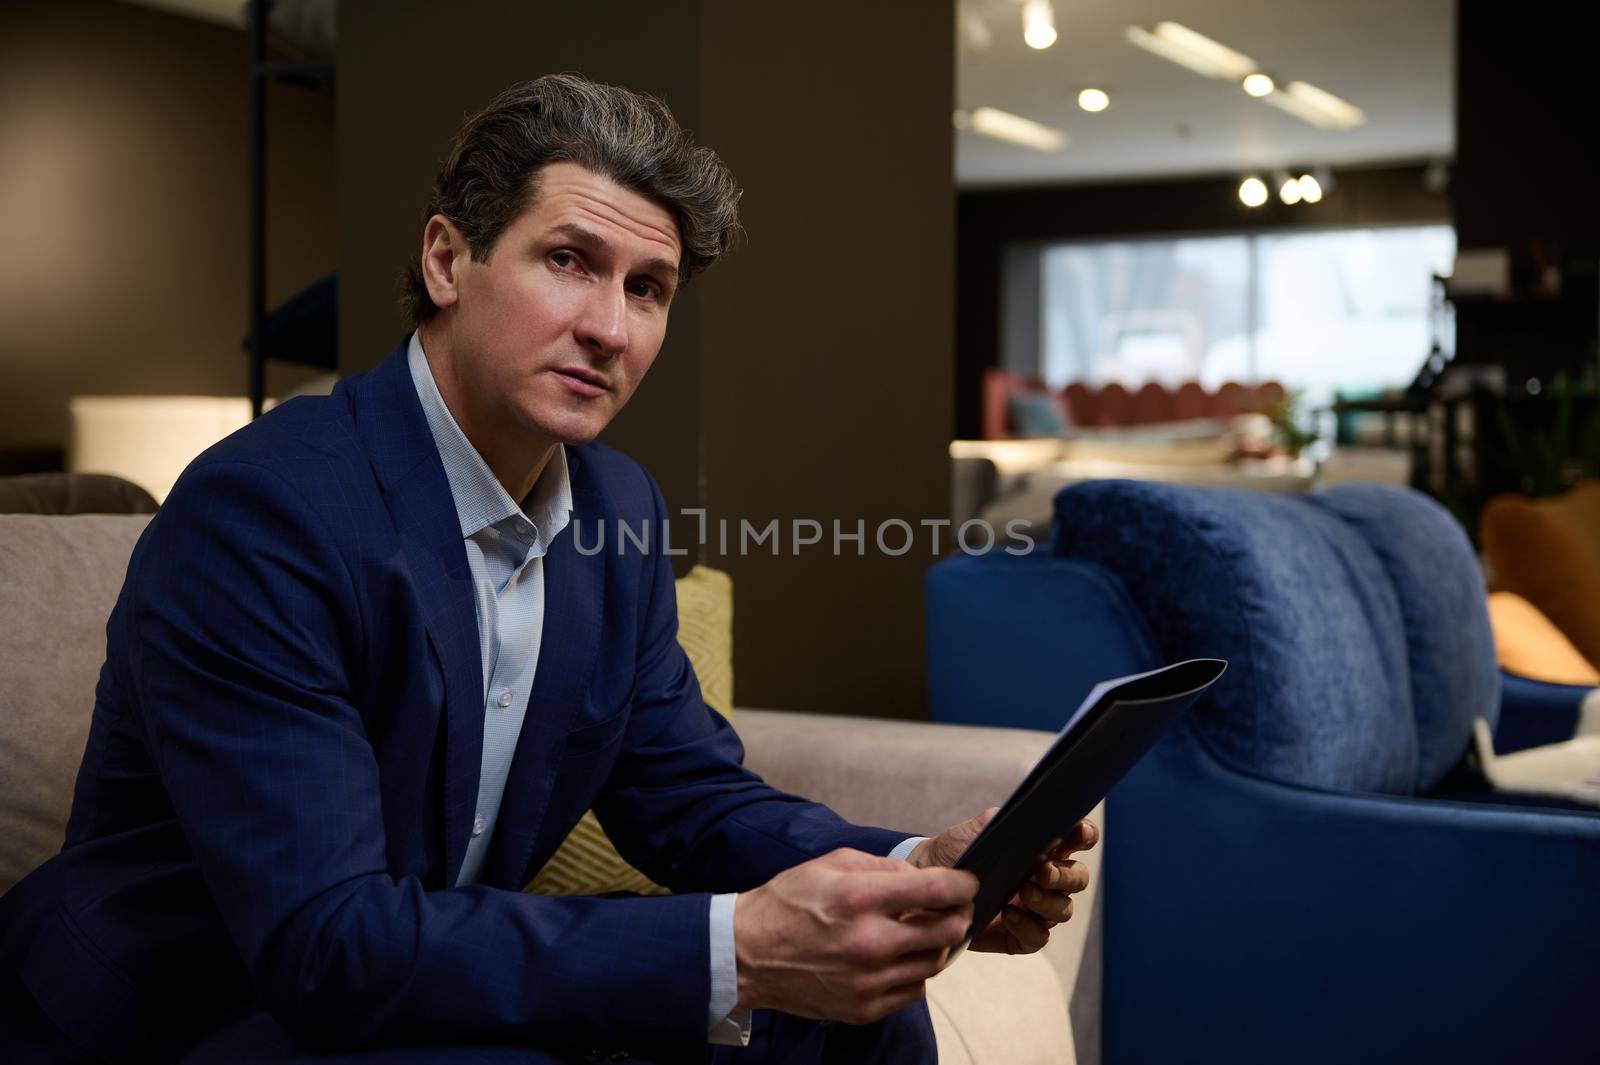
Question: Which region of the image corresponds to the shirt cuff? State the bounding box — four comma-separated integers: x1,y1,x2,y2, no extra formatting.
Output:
889,836,928,862
707,893,751,1046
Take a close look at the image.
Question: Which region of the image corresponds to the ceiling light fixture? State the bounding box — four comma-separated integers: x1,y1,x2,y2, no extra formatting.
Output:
954,107,1068,152
1125,21,1257,81
1242,72,1276,97
1078,87,1110,112
1278,176,1303,205
1262,80,1366,129
1022,0,1057,50
1238,177,1268,208
1297,173,1324,202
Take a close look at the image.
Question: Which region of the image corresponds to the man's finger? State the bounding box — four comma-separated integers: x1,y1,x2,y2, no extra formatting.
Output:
1053,819,1098,857
1016,882,1073,924
886,906,972,956
1032,858,1090,894
1001,906,1051,953
864,947,952,993
868,867,978,913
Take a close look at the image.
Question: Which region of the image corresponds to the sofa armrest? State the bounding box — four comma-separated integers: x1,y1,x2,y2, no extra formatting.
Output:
736,708,1052,835
1497,670,1600,751
737,709,1104,1065
1108,729,1600,1063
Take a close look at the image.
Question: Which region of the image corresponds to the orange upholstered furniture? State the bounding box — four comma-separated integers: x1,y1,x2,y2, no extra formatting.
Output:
1481,482,1600,671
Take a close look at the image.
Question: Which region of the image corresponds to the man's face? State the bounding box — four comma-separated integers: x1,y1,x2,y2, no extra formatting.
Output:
428,161,682,448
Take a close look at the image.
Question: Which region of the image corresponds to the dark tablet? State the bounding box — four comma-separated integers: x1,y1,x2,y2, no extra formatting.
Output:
948,658,1228,958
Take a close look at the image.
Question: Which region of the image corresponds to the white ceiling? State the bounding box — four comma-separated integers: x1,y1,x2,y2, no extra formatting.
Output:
957,0,1454,187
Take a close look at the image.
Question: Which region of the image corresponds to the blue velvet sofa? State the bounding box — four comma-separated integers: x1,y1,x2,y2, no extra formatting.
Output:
926,480,1600,1064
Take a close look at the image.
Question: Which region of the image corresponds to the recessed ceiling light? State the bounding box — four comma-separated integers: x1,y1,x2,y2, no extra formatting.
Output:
1078,88,1110,113
1023,0,1057,50
954,107,1068,152
1238,177,1268,207
1242,73,1276,97
1297,173,1324,202
1278,177,1303,204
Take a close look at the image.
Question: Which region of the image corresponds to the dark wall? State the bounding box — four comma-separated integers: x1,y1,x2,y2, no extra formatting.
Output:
0,0,335,458
699,0,954,719
340,1,955,719
1454,2,1600,251
337,0,703,521
955,163,1451,437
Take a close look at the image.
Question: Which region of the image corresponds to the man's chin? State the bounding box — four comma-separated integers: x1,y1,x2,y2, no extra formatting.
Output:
523,413,607,449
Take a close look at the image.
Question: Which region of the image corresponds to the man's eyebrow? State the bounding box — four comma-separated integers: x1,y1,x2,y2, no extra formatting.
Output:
549,222,681,285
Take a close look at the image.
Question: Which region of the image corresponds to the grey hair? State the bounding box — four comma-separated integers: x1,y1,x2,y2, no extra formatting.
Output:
399,72,742,327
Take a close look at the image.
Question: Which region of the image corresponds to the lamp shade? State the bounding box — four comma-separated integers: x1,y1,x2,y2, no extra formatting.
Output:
68,396,253,503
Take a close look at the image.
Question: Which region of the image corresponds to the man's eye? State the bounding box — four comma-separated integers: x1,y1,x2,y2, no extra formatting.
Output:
627,280,662,301
550,250,578,269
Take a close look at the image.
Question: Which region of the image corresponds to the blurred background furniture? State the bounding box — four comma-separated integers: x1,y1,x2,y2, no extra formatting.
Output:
68,395,254,503
926,480,1600,1065
982,368,1287,439
1481,481,1600,671
0,473,157,515
0,513,1100,1065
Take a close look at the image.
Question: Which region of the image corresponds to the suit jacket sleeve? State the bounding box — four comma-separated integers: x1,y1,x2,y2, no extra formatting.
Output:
591,470,909,893
128,458,714,1062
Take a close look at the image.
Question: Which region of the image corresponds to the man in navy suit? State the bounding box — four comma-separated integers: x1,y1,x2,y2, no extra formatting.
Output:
0,74,1096,1063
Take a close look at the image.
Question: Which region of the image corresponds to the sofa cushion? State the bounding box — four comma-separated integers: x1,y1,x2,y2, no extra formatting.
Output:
1312,484,1498,791
928,949,1073,1065
1055,481,1421,794
0,514,151,891
1488,591,1600,686
1481,482,1600,670
526,564,734,897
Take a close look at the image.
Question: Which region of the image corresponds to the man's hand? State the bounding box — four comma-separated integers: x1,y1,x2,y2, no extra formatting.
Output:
734,849,977,1024
906,808,1098,955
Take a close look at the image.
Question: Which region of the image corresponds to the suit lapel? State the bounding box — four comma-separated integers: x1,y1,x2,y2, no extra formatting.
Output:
481,475,604,889
355,342,484,887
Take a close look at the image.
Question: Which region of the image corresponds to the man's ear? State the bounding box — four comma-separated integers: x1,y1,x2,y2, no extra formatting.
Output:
420,214,468,313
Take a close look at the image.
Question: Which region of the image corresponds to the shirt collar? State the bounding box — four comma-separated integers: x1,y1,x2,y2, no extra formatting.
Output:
407,331,573,549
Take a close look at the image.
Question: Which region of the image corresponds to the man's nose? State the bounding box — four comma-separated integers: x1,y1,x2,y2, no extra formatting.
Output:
575,282,628,359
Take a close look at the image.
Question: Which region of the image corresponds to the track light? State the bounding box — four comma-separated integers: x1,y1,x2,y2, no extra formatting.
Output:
1023,0,1057,50
1278,177,1303,204
1125,22,1256,80
1262,80,1366,129
1239,177,1268,207
954,107,1068,152
1297,173,1323,202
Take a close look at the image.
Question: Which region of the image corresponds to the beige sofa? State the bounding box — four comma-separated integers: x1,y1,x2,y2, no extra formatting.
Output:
0,514,1102,1064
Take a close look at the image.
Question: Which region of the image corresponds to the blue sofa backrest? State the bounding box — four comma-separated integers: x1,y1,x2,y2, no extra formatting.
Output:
926,551,1160,732
1053,481,1496,795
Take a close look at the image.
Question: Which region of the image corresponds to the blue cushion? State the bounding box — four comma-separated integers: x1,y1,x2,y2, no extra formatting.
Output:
1311,485,1497,787
925,551,1158,732
1055,481,1421,794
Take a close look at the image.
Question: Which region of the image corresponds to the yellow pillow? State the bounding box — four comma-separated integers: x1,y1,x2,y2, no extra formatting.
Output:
1487,590,1600,687
525,565,734,896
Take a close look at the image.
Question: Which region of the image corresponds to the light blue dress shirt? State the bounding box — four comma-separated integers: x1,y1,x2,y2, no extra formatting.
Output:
408,333,923,1044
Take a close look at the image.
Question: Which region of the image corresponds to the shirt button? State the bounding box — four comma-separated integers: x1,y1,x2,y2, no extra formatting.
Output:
472,817,486,837
497,690,513,708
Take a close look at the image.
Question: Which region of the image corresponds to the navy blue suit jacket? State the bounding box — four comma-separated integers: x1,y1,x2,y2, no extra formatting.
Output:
0,342,905,1063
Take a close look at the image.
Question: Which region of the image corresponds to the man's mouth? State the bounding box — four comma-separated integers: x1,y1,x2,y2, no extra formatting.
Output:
553,367,611,397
